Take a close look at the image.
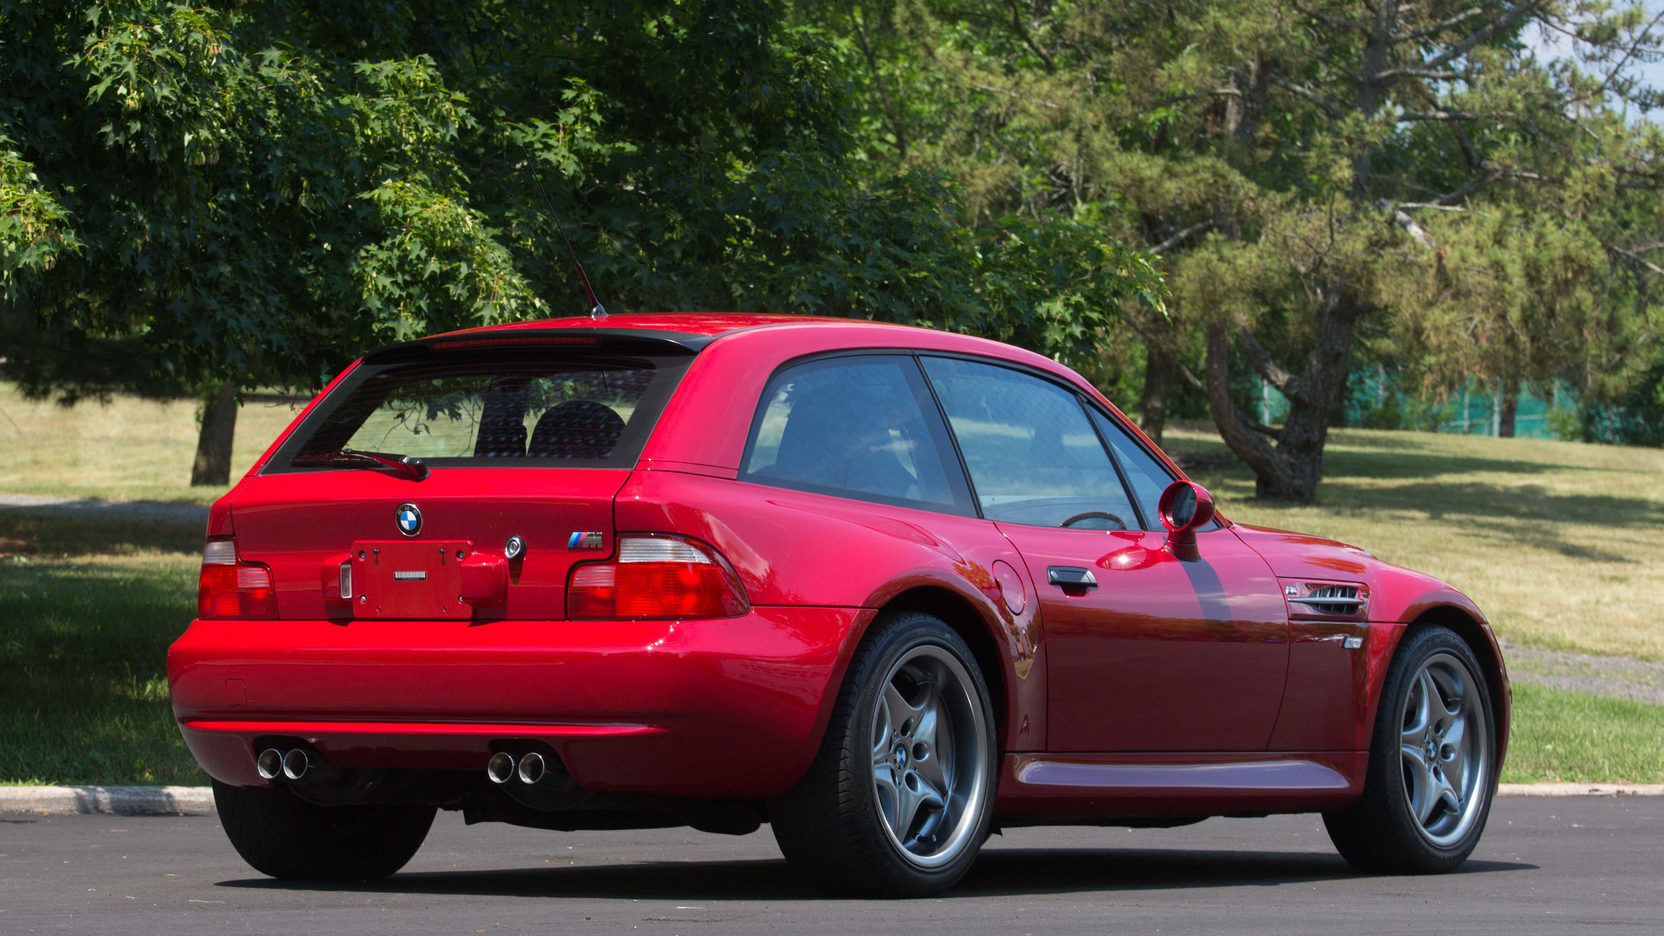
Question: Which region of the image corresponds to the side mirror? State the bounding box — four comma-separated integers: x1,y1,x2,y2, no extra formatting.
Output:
1157,480,1215,559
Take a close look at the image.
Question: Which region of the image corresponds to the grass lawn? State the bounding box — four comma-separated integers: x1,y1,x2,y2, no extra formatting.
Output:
0,382,302,505
1163,427,1664,663
1505,683,1664,783
1,384,1660,784
0,512,205,785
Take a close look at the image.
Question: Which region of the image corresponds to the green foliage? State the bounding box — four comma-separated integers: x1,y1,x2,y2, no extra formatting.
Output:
0,142,81,299
1579,360,1664,446
353,178,543,341
805,0,1664,479
75,2,238,165
0,0,1158,407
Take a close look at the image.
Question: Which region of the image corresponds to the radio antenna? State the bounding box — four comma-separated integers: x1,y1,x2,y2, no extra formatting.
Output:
521,145,607,321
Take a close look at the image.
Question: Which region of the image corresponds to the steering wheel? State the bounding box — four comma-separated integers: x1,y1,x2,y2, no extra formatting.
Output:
1060,510,1128,530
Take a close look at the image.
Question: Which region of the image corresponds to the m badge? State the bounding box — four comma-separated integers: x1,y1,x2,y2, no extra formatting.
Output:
396,503,423,537
567,531,605,551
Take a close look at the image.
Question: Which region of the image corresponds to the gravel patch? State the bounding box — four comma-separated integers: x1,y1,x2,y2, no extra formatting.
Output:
1501,642,1664,707
0,493,207,525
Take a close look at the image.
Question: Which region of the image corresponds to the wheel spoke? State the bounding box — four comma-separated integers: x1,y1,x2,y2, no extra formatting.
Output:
873,760,900,828
884,682,924,736
893,775,924,840
1402,744,1437,825
906,771,948,845
1435,774,1463,817
1402,670,1434,747
912,694,941,750
1441,712,1468,785
1429,664,1465,719
871,692,893,759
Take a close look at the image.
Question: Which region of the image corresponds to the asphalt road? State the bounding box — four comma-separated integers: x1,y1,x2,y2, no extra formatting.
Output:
2,796,1659,934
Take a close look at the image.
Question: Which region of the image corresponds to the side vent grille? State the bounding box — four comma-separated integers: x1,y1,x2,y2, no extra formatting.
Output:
1283,581,1367,617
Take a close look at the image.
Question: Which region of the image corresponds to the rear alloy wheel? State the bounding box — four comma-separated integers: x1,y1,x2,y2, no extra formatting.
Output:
1324,625,1497,873
213,779,436,882
770,612,996,897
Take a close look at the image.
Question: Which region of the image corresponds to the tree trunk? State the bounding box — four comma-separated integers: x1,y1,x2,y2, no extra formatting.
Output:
191,381,238,487
1280,292,1362,499
1204,291,1362,503
1204,324,1297,499
1139,347,1171,443
1498,376,1520,438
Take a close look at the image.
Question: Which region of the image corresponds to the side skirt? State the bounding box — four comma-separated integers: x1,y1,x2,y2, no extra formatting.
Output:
992,751,1366,826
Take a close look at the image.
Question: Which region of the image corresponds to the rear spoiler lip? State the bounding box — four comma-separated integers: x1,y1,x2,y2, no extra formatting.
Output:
362,327,715,364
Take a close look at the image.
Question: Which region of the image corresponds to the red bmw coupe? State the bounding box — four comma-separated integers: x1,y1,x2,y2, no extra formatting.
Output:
169,313,1509,896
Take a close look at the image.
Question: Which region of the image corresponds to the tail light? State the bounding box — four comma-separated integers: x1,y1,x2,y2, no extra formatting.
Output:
567,535,749,620
198,538,279,619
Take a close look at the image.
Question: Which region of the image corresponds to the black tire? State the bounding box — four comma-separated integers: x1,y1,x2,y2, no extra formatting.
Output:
1323,625,1498,873
212,779,436,882
770,611,998,898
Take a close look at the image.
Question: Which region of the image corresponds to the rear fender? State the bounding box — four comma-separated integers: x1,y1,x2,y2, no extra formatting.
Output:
614,468,1045,755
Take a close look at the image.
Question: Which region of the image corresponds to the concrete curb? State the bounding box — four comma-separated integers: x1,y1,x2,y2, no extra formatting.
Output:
3,782,1661,816
0,785,216,816
1496,782,1664,797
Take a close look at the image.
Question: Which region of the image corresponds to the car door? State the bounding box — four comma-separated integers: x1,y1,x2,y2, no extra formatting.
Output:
920,356,1289,753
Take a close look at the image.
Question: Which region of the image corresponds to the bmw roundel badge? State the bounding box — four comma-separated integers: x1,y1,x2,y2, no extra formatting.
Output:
396,503,423,537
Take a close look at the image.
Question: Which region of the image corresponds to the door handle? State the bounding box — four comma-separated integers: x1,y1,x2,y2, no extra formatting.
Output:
1046,566,1098,590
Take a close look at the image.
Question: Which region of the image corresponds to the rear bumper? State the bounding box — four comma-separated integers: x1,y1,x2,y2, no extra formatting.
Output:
169,606,870,798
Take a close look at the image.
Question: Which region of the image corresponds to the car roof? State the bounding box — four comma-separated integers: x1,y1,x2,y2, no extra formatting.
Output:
359,311,1195,500
362,311,1051,374
434,312,920,340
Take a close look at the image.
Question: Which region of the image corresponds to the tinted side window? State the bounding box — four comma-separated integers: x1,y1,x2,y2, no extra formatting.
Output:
1089,408,1176,530
922,357,1138,530
742,356,973,513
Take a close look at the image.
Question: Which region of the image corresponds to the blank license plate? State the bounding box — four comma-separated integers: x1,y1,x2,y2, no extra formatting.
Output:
350,540,473,619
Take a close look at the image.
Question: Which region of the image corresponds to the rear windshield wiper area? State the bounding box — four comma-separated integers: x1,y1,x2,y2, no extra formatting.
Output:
290,448,430,481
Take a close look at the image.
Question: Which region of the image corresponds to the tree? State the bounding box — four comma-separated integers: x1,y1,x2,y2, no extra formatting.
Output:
1,2,544,483
2,0,1160,486
809,0,1664,497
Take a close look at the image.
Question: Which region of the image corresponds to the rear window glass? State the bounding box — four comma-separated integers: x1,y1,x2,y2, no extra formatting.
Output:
272,350,687,470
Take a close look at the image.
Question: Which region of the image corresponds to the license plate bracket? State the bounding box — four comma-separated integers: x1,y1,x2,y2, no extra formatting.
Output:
350,540,474,619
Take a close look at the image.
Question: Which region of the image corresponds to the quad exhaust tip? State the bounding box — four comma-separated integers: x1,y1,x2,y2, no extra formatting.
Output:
256,746,319,782
487,751,516,785
517,752,546,785
486,749,556,786
281,748,311,781
256,748,284,781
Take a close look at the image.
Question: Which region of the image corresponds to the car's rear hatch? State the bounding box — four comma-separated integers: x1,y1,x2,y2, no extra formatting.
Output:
228,331,701,621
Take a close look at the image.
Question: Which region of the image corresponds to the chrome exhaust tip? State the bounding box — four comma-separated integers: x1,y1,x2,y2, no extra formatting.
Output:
281,748,311,781
255,748,284,781
517,751,546,785
487,751,516,785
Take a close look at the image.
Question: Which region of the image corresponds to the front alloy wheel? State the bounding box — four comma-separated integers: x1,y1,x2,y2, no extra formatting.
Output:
771,612,997,897
1324,625,1498,873
1398,651,1491,848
